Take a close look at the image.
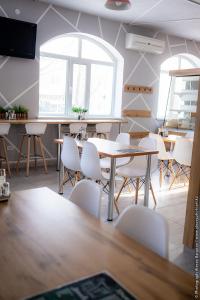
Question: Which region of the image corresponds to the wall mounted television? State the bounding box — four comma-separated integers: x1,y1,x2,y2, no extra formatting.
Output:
0,16,37,59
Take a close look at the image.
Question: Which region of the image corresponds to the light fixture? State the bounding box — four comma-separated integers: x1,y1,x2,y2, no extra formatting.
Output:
105,0,131,11
187,0,200,4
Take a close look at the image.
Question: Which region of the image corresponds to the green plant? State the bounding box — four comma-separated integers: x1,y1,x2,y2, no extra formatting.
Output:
0,106,6,113
13,105,29,113
72,106,88,114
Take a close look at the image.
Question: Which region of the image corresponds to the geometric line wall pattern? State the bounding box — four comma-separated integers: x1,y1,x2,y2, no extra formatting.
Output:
0,0,200,162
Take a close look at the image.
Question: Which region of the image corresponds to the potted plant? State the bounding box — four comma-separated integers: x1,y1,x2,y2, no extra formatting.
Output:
0,106,6,119
72,106,88,120
13,105,29,120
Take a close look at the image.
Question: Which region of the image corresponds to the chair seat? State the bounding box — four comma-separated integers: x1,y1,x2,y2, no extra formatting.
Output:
116,165,146,178
100,157,130,169
158,151,173,161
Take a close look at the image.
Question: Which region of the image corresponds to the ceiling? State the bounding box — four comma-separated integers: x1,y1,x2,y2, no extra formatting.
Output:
39,0,200,41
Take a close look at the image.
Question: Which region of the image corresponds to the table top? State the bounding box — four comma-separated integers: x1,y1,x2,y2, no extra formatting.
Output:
163,134,193,144
0,187,193,300
0,118,125,125
55,137,158,158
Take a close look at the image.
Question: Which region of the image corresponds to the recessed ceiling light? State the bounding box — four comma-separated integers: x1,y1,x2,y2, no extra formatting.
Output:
187,0,200,4
105,0,131,11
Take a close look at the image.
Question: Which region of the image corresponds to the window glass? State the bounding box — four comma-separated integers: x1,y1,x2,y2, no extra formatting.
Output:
39,56,67,115
40,37,79,57
82,39,112,62
72,64,87,108
89,64,113,115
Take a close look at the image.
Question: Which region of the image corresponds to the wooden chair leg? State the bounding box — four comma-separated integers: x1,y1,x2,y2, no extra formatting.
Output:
114,198,120,215
169,165,182,190
2,137,11,178
150,182,157,205
159,160,164,187
16,135,25,174
115,177,128,203
37,136,48,174
26,135,31,177
135,178,140,204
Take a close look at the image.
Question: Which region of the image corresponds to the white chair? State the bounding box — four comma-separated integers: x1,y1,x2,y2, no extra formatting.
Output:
100,133,130,169
95,123,112,139
115,205,169,258
169,138,193,190
149,133,174,187
0,123,11,177
69,123,87,137
116,137,158,206
81,141,119,214
61,136,81,187
69,179,102,219
185,131,194,139
16,123,47,176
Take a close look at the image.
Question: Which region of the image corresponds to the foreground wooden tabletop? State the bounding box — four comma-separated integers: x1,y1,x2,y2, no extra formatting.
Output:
0,187,193,300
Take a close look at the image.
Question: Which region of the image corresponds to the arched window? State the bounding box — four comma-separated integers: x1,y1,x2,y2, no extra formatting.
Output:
157,53,200,120
39,33,123,117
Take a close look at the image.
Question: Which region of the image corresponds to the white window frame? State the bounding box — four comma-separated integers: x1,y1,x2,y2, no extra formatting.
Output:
157,54,200,120
39,34,118,118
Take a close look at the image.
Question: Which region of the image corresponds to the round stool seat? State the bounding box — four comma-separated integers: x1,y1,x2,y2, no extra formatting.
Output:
25,123,47,135
69,123,87,134
0,123,10,135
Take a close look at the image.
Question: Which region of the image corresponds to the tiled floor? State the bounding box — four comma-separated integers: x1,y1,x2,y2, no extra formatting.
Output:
8,165,195,274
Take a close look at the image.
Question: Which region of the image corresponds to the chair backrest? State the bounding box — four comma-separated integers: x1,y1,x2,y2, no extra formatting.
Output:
81,142,102,180
149,133,168,159
69,123,87,134
185,131,194,139
61,136,81,171
69,179,102,219
116,133,130,145
96,123,112,134
173,138,193,166
115,205,169,258
131,137,158,173
0,123,10,135
25,123,47,135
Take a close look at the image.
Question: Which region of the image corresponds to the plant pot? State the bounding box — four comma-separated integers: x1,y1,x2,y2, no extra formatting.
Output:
16,112,28,120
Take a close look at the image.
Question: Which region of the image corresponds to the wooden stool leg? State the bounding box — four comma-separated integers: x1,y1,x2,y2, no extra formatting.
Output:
16,135,25,174
115,177,128,203
150,182,157,205
26,135,31,177
2,137,11,178
37,136,48,174
135,178,140,204
159,160,164,187
33,135,37,169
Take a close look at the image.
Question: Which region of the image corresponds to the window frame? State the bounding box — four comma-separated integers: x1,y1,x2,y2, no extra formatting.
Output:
39,34,118,118
157,54,200,120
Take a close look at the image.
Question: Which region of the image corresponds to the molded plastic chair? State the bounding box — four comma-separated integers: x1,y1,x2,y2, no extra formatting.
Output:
100,132,130,169
81,141,119,214
116,137,158,206
69,179,102,219
61,136,81,187
169,138,193,189
115,205,169,258
0,123,11,177
149,132,174,187
16,123,47,176
95,123,112,139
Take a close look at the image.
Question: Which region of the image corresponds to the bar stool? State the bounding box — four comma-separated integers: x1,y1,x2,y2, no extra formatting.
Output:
69,123,87,138
16,123,48,176
95,123,112,139
0,123,11,177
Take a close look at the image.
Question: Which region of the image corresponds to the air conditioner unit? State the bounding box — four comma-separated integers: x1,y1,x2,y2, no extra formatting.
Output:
125,33,165,54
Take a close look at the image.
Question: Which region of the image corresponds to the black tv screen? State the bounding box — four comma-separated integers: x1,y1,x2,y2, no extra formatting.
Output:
0,16,37,59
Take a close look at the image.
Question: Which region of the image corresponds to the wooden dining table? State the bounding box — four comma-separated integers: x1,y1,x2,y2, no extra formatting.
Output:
0,187,193,300
54,137,158,221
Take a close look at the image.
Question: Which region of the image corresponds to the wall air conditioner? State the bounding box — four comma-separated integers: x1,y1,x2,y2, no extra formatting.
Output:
125,33,165,54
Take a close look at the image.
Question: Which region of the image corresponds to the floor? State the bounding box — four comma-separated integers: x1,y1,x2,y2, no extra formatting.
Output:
8,165,195,275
